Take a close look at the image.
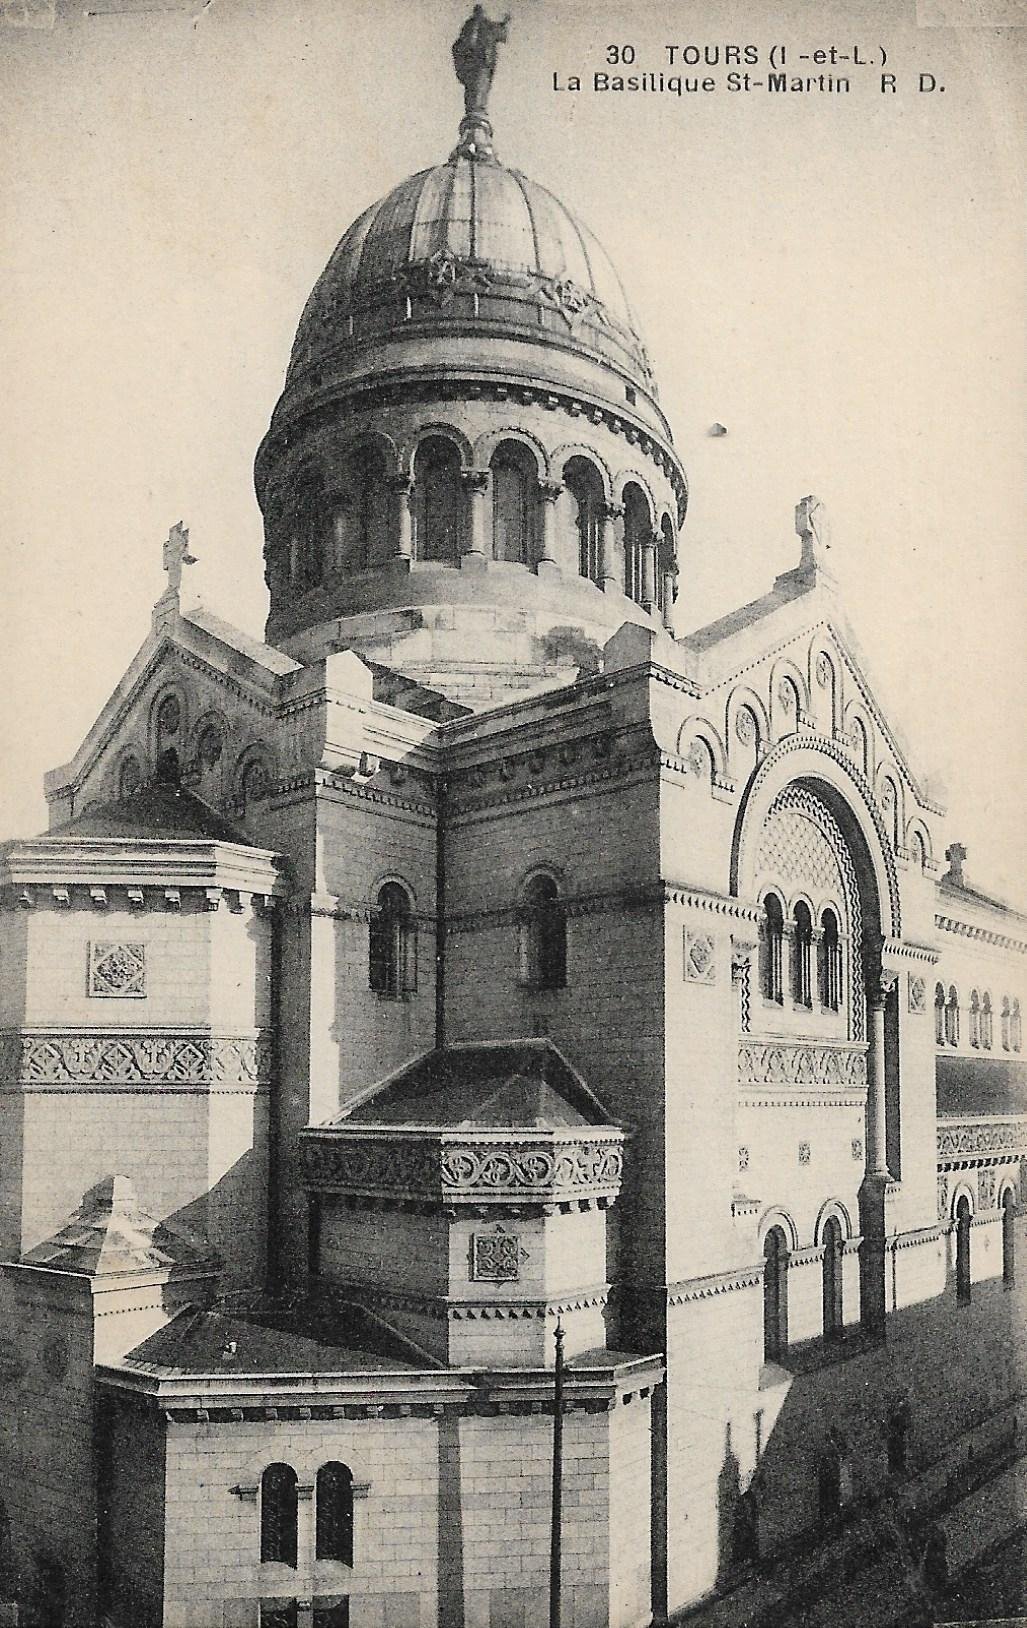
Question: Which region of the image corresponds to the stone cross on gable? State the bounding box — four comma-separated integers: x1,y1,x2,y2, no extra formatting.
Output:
163,521,196,596
795,494,830,573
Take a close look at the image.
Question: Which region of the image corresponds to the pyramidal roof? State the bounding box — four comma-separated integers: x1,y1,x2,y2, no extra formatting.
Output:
19,1175,218,1279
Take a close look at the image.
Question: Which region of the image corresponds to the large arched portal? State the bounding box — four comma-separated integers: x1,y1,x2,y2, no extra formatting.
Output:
732,738,903,1336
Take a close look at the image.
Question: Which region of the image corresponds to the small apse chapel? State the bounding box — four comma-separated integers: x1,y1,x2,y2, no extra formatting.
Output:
1,13,1024,1628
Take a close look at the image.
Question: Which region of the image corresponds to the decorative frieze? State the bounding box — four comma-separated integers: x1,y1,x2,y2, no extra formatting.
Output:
2,1031,272,1088
937,1119,1027,1165
738,1040,868,1090
88,942,146,998
301,1127,624,1207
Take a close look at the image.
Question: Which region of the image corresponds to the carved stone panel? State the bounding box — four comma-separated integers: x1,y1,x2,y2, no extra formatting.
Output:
683,928,716,984
88,942,146,998
470,1231,520,1283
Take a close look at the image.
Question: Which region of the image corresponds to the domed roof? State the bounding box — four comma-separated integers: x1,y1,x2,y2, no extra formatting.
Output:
286,150,656,396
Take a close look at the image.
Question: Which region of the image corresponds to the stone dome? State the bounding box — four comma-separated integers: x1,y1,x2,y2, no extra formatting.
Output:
285,150,657,402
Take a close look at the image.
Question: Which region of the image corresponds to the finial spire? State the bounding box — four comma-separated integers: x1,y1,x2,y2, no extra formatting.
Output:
451,6,510,161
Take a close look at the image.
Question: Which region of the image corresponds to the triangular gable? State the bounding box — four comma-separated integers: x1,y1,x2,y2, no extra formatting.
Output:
44,605,302,809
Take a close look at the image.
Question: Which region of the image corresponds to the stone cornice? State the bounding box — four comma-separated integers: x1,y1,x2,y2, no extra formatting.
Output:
935,914,1027,956
301,1126,624,1208
879,937,940,967
0,846,284,906
335,1280,611,1325
666,1265,764,1306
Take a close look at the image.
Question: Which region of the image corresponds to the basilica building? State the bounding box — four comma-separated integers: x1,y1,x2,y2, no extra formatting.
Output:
1,16,1024,1628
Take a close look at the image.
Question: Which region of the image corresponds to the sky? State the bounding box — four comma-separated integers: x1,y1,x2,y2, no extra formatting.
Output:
1,0,1024,904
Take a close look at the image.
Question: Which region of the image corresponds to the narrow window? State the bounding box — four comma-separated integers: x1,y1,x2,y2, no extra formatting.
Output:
260,1464,298,1567
518,875,567,991
944,986,959,1047
622,483,649,603
491,443,535,564
969,990,981,1049
887,1403,910,1475
954,1196,972,1305
369,883,417,997
413,437,461,564
1012,999,1022,1053
118,757,143,802
316,1463,354,1566
822,1216,843,1341
761,895,784,1004
762,1227,788,1362
852,716,870,780
1001,997,1011,1051
934,983,946,1047
820,909,841,1011
564,458,603,583
1002,1188,1016,1289
792,902,813,1007
981,992,993,1050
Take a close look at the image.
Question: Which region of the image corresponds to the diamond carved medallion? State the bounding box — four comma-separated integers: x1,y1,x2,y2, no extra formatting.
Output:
88,942,147,999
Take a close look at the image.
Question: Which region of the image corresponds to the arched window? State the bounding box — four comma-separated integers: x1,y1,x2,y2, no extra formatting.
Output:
290,468,328,587
910,829,927,871
196,725,224,771
491,441,536,564
934,983,946,1047
518,874,567,991
369,882,417,998
241,758,271,807
1012,998,1022,1052
1002,1188,1016,1289
331,443,388,574
820,909,842,1011
969,990,981,1049
762,1227,788,1362
886,1402,910,1475
413,437,462,564
954,1195,972,1305
792,902,813,1007
981,992,993,1050
944,986,959,1047
851,715,870,780
563,457,603,583
315,1462,354,1565
822,1216,844,1341
761,894,784,1004
622,483,650,603
155,746,181,788
118,756,143,802
260,1464,298,1567
1001,997,1011,1051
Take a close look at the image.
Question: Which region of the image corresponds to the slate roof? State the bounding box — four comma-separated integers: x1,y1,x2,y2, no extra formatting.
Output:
19,1176,217,1278
936,1056,1027,1119
45,784,252,844
120,1295,426,1377
335,1039,615,1130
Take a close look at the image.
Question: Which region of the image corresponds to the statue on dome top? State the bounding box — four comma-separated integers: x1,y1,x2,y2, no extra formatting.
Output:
452,6,510,119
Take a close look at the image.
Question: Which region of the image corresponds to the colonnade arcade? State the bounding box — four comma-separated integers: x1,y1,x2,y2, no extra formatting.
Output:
267,432,679,621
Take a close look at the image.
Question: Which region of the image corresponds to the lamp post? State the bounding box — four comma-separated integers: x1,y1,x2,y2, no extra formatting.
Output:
549,1317,565,1628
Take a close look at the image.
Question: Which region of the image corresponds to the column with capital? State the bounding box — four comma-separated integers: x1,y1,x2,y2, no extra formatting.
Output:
661,561,678,631
641,530,659,615
460,468,490,563
389,474,414,567
599,502,623,593
537,479,563,575
864,961,899,1179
